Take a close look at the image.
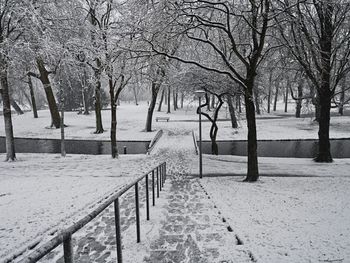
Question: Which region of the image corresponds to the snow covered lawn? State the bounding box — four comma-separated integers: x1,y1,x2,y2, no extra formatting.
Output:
0,153,159,259
201,176,350,263
2,102,349,141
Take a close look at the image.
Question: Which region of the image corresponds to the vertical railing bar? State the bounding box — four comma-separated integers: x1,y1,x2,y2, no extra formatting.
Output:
152,170,155,206
156,167,160,198
135,182,141,243
63,235,73,263
114,198,123,263
146,174,150,220
162,163,165,187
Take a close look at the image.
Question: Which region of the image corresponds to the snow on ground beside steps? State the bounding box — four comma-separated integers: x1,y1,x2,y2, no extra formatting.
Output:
201,176,350,263
0,154,159,259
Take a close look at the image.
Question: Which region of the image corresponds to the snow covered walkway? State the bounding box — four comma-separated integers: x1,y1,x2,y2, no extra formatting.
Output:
142,130,253,262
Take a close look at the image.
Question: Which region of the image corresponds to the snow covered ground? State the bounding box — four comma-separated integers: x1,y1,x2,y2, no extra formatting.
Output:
201,176,350,262
0,154,159,260
2,101,349,141
1,101,350,262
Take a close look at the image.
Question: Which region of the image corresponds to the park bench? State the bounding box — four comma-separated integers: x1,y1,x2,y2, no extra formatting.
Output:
156,117,170,122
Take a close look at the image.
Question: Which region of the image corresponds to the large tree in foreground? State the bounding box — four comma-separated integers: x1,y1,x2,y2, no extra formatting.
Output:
277,0,350,162
148,0,272,181
0,0,25,161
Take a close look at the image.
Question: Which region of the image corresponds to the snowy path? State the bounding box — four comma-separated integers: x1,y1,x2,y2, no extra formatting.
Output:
143,130,253,262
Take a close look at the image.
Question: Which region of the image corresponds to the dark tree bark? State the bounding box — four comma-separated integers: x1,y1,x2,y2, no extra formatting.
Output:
338,81,345,115
295,81,303,118
109,77,118,158
167,86,171,113
211,94,215,108
133,86,139,106
284,83,289,113
35,58,61,128
82,86,90,115
227,95,238,128
198,92,225,155
243,76,259,182
10,97,24,115
157,88,165,111
145,81,160,131
93,60,104,134
0,65,16,161
237,95,242,113
273,82,279,111
27,74,38,118
267,71,273,113
181,92,184,108
173,89,177,111
314,3,334,162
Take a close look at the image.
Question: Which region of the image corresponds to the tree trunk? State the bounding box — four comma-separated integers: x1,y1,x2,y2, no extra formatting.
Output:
284,84,289,113
211,94,215,109
267,72,273,113
109,78,118,158
227,95,238,128
295,82,303,118
338,81,345,115
273,83,279,111
36,58,60,128
314,3,333,162
175,90,178,110
93,60,104,133
145,82,159,132
181,92,184,108
157,88,165,112
10,98,24,115
0,66,16,161
243,78,259,182
82,86,90,115
314,90,332,162
133,86,139,106
27,75,38,118
167,86,171,113
173,89,177,111
237,95,242,113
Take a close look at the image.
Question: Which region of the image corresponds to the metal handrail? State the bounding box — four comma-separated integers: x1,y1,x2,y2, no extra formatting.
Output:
147,129,163,154
7,162,167,263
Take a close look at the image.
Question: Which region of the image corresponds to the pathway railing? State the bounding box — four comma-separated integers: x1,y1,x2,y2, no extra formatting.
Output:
10,162,167,263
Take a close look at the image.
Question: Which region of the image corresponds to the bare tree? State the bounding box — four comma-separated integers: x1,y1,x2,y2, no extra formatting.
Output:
277,0,350,162
148,0,273,181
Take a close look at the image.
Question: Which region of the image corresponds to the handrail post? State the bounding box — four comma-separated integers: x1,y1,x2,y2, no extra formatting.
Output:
162,163,165,187
63,235,73,263
145,174,150,220
152,170,155,206
135,182,141,243
114,198,122,263
156,168,160,198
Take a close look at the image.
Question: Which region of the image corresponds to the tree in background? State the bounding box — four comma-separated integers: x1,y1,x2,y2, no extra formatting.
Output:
277,0,350,162
149,0,272,182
